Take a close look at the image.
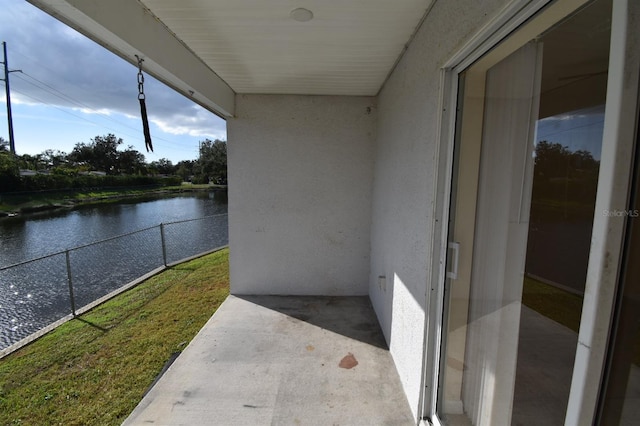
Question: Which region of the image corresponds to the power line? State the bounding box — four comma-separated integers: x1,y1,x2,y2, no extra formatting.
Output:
7,48,224,160
11,88,134,136
14,72,174,144
13,72,93,112
10,84,194,154
12,48,209,147
9,89,197,157
537,118,605,141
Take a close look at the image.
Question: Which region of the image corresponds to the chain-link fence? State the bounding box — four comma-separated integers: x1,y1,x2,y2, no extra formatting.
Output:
0,214,228,353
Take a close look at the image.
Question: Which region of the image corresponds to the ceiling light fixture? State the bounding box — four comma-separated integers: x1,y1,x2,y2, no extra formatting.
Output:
290,8,314,22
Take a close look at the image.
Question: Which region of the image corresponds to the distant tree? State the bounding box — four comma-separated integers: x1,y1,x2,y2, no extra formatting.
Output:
68,134,123,174
534,141,572,180
150,158,175,175
534,140,599,180
41,149,68,169
195,139,227,184
92,134,122,172
67,143,93,168
532,140,600,216
0,146,19,192
17,153,46,171
117,146,147,175
570,149,599,171
176,160,195,182
0,137,8,152
0,151,18,173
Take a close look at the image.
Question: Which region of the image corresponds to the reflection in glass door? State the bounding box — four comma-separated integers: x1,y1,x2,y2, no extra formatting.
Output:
436,1,612,425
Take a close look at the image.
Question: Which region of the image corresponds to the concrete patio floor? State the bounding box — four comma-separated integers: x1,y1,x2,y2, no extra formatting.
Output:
123,295,415,426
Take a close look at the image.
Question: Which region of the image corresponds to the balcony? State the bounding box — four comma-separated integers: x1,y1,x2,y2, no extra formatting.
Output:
123,295,414,425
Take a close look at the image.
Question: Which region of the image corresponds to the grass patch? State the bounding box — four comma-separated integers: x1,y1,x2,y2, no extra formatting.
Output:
522,276,583,333
0,248,229,426
523,276,640,366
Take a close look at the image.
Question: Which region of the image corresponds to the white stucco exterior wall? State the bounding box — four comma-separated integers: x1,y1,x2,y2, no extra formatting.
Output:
227,95,376,296
369,0,510,419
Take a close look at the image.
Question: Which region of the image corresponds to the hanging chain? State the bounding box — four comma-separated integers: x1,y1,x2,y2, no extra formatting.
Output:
136,55,145,100
135,55,153,152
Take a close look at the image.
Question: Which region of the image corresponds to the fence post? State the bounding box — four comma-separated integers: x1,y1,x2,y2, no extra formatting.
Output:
65,250,77,317
160,223,168,266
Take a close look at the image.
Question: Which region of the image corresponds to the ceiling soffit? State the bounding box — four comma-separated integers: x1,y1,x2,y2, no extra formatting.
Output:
140,0,432,96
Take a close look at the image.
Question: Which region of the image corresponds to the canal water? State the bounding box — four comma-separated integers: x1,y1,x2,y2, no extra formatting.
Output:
0,191,228,268
0,191,228,350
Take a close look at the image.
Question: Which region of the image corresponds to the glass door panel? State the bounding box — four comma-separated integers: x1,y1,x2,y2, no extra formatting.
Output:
436,1,612,424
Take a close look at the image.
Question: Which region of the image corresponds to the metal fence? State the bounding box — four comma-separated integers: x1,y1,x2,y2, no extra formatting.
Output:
0,214,228,353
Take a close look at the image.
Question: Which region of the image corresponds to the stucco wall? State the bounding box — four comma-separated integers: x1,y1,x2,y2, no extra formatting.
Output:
369,0,509,418
227,95,376,296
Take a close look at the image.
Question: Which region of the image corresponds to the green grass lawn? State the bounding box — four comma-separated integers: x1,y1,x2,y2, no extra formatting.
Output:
522,276,584,333
522,275,640,366
0,248,229,426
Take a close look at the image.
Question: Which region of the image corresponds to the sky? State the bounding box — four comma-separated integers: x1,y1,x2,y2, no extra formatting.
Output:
536,104,605,160
0,0,227,164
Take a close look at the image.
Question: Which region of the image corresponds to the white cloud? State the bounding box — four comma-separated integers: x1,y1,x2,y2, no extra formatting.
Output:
151,105,227,139
76,108,115,116
542,114,582,121
0,0,226,147
539,104,605,122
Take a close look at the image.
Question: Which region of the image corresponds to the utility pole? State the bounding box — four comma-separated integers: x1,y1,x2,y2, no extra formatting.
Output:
1,41,21,155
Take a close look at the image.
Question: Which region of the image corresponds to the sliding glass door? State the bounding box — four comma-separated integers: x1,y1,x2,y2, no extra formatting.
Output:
434,1,613,424
595,61,640,426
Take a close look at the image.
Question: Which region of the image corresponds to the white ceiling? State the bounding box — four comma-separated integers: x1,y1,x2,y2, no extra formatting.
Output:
140,0,432,96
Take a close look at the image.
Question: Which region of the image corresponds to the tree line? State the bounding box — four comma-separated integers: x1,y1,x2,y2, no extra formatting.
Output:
531,140,600,220
0,134,227,192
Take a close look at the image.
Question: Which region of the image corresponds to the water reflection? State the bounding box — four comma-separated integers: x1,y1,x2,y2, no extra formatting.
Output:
0,192,228,350
0,192,227,268
526,106,603,294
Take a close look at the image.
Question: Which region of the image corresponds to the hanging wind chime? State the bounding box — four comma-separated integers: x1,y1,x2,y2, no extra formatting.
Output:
135,55,153,152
